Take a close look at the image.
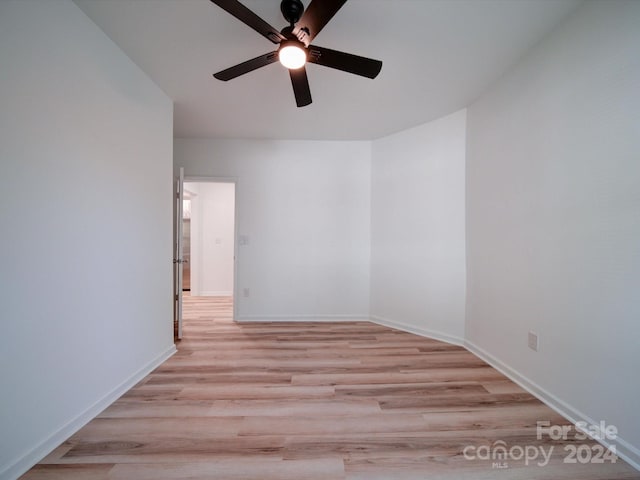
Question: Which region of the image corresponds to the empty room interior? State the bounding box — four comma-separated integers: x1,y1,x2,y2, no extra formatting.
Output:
1,0,639,479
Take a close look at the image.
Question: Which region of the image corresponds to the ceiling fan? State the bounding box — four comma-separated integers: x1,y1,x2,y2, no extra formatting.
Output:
210,0,383,107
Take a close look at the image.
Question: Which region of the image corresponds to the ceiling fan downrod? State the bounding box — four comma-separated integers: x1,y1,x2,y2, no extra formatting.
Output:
280,0,304,26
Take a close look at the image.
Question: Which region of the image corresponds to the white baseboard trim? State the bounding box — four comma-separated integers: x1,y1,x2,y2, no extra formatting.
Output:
199,291,233,297
362,317,639,471
369,315,464,347
236,314,370,323
464,339,640,472
1,344,177,480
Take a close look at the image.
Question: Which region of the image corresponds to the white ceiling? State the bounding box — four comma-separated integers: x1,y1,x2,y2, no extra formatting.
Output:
74,0,581,140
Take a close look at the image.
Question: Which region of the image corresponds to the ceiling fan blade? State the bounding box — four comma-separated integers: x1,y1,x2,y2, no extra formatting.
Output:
293,0,347,45
289,66,312,107
210,0,285,44
214,51,279,81
308,45,382,79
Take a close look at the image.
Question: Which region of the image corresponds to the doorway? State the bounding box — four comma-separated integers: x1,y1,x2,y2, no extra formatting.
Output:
181,181,236,331
181,195,192,291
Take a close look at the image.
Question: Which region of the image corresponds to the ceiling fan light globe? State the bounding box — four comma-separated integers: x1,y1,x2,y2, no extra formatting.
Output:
279,45,306,69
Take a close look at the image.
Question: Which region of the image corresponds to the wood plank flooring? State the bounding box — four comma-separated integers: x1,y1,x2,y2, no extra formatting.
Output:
21,296,640,479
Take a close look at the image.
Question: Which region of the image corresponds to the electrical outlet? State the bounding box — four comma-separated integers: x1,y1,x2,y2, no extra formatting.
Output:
528,331,539,351
243,288,250,298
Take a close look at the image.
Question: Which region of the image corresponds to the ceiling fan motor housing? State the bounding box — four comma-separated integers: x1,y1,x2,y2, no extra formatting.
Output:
281,0,304,25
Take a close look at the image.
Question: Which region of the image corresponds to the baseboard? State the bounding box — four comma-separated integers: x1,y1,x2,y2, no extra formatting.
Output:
369,314,464,346
464,340,640,472
1,344,177,480
236,314,370,323
362,317,639,471
199,290,233,297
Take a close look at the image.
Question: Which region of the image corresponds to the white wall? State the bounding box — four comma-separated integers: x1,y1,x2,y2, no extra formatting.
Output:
466,0,640,466
187,182,235,296
370,110,467,344
174,139,371,321
0,2,174,479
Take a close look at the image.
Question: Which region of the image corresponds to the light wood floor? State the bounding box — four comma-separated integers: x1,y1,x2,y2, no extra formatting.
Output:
22,296,639,479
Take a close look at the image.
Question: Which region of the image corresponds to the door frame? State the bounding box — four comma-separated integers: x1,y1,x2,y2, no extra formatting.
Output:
173,168,184,340
183,176,239,323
